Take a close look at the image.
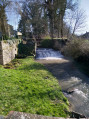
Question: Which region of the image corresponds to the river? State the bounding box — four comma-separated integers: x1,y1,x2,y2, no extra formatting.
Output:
36,48,89,117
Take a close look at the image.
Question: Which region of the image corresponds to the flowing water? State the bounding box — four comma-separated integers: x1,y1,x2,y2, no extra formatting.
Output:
36,48,63,60
62,77,89,117
36,48,89,117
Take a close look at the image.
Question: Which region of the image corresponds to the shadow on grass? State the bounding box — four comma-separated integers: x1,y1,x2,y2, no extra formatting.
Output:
19,63,47,71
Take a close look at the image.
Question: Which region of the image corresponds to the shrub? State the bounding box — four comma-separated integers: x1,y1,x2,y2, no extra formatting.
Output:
18,41,35,57
40,39,54,48
0,37,2,41
3,35,9,40
62,37,89,62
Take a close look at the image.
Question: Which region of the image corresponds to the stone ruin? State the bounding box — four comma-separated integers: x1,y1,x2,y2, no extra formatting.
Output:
0,40,20,65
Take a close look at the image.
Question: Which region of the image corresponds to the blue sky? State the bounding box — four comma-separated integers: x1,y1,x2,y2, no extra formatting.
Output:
78,0,89,35
7,0,89,35
7,0,22,30
7,12,20,30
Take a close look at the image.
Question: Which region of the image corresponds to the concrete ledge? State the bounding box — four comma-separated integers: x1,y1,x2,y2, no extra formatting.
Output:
0,116,5,119
0,111,87,119
6,111,66,119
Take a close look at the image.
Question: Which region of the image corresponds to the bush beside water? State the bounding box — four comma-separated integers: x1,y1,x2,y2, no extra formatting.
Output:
62,38,89,62
17,41,35,58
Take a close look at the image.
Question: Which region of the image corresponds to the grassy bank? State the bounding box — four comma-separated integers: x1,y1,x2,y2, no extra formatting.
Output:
0,57,69,117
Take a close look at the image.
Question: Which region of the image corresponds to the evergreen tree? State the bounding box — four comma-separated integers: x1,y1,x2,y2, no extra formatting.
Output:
18,0,48,39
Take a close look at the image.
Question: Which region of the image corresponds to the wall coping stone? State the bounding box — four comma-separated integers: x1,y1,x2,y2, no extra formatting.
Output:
5,111,66,119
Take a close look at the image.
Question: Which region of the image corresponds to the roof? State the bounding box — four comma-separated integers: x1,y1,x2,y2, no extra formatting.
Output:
17,32,22,36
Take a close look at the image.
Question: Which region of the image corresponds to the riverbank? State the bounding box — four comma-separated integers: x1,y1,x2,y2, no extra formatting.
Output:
0,57,69,117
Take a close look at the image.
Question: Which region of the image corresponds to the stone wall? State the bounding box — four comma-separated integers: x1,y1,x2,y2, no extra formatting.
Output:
53,39,68,50
0,40,19,65
35,39,68,50
6,111,66,119
0,42,3,65
0,111,86,119
5,111,85,119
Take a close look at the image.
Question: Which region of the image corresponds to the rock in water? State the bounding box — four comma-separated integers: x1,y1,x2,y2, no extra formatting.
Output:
70,111,86,118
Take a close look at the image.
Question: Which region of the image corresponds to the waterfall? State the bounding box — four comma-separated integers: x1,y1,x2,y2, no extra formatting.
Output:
36,48,63,60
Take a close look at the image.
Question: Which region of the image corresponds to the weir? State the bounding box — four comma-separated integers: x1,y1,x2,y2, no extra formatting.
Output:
36,48,63,60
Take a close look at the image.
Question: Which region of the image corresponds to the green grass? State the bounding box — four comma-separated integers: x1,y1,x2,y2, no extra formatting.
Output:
0,57,69,117
42,36,67,40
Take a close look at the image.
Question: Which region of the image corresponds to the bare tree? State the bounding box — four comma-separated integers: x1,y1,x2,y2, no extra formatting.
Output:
65,9,86,38
72,9,86,35
52,0,78,39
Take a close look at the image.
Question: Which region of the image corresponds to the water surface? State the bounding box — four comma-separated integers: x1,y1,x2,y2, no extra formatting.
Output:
36,48,63,60
36,48,89,117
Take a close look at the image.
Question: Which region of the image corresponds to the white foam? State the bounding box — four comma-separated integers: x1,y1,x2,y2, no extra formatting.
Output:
36,57,63,60
74,89,87,99
70,77,82,82
36,48,64,60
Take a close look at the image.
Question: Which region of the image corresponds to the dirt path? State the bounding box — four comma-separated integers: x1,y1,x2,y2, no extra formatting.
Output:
36,58,89,117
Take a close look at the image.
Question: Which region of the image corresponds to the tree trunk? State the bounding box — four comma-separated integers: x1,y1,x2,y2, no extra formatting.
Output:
59,14,64,39
50,18,54,40
57,19,60,38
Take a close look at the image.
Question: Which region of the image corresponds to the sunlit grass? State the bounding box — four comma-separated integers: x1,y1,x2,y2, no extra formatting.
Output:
0,57,69,117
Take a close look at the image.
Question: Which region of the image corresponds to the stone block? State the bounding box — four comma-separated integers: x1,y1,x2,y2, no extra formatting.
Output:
0,40,19,65
6,111,65,119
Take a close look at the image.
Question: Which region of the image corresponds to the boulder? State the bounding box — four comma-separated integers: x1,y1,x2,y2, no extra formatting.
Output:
70,111,86,118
